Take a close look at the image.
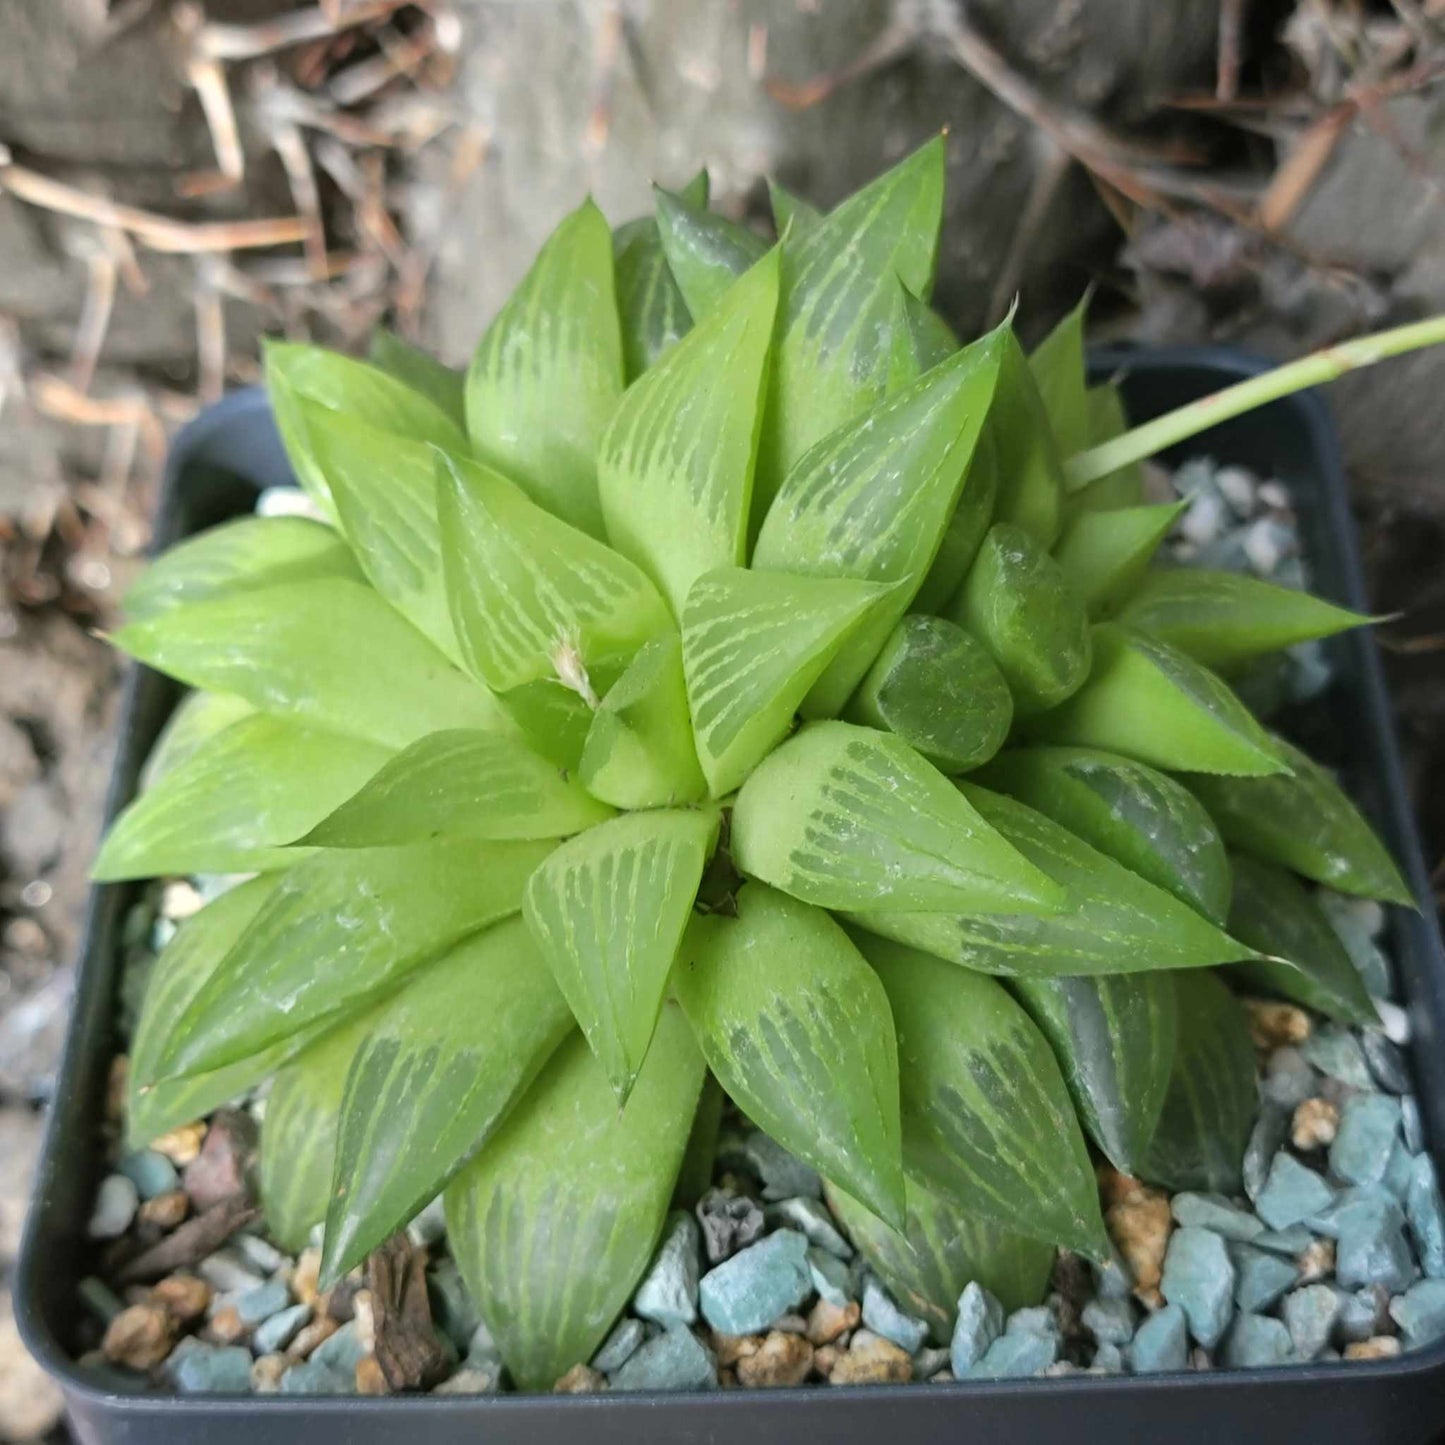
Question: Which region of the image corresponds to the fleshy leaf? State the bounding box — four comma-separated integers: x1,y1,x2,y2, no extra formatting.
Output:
303,729,610,847
368,329,467,429
857,932,1108,1256
95,714,388,881
139,690,253,793
911,430,997,615
947,522,1092,716
1028,296,1091,461
976,746,1232,923
1025,623,1288,776
523,808,719,1101
122,516,360,623
1142,972,1257,1194
113,577,511,751
654,186,769,319
845,614,1013,774
1117,569,1373,670
753,325,1006,716
825,1175,1054,1343
613,216,693,382
157,837,557,1079
1066,381,1145,512
598,249,779,614
847,783,1252,977
675,884,905,1225
767,178,822,238
497,680,593,772
436,450,671,695
680,566,887,797
321,918,573,1282
1052,503,1186,616
444,1012,704,1391
888,283,959,387
1224,852,1380,1024
731,722,1063,915
988,329,1063,546
579,631,707,809
464,198,623,535
1180,733,1413,905
1010,972,1178,1175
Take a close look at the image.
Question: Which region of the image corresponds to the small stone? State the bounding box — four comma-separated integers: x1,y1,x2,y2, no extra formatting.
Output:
1090,1342,1126,1374
207,1306,246,1346
1243,516,1294,573
736,1331,814,1388
718,1131,822,1201
695,1188,766,1264
1179,484,1229,546
426,1257,481,1353
1361,1032,1411,1094
1245,1000,1312,1050
87,1174,140,1240
161,879,205,920
253,1303,312,1355
807,1247,852,1306
860,1276,928,1354
1402,1096,1425,1153
1221,1314,1293,1369
553,1363,606,1393
1376,999,1411,1046
1334,1196,1416,1292
183,1110,257,1211
151,1274,211,1324
152,1123,207,1166
464,1319,499,1368
1318,892,1391,998
1296,1238,1336,1284
138,1191,190,1231
1256,1154,1335,1230
1390,1280,1445,1348
1330,1095,1402,1185
1384,1140,1416,1201
1344,1336,1402,1361
1160,1228,1236,1349
1282,1284,1341,1359
592,1317,646,1374
1244,1107,1291,1202
812,1344,839,1377
235,1279,291,1327
1291,1098,1340,1152
967,1330,1058,1379
405,1196,448,1250
279,1358,353,1394
766,1197,851,1257
912,1345,950,1378
174,1343,255,1393
1301,1026,1374,1089
698,1230,811,1336
1231,1245,1299,1313
197,1249,266,1296
355,1356,389,1395
610,1327,717,1391
1126,1303,1187,1374
1005,1306,1058,1338
313,1320,366,1377
1251,1225,1314,1257
1189,1346,1213,1371
432,1363,503,1394
102,1303,176,1370
1336,1285,1392,1343
1093,1244,1134,1300
120,1149,181,1201
290,1248,322,1306
1215,465,1258,517
1103,1175,1173,1299
1406,1154,1445,1277
287,1317,339,1360
806,1297,859,1346
1171,1193,1265,1243
250,1353,290,1393
830,1334,913,1385
1081,1296,1135,1346
1263,1048,1319,1111
709,1333,761,1368
234,1233,288,1275
633,1212,701,1328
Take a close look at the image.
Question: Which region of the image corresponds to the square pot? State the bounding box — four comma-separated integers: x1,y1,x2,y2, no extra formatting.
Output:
17,353,1445,1443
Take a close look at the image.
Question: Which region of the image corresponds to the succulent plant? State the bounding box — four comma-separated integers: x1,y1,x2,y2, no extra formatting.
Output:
103,137,1435,1390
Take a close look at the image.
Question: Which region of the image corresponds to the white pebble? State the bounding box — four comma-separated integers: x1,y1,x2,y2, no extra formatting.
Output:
256,487,327,522
1375,999,1411,1045
1215,466,1258,518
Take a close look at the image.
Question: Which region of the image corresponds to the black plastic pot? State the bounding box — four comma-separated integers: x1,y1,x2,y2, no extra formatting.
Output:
17,351,1445,1443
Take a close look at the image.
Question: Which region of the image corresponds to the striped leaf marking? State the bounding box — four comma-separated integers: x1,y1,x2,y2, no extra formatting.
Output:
321,918,574,1283
674,884,905,1226
887,280,959,388
523,808,719,1101
464,198,623,537
654,186,769,319
368,328,467,429
139,690,254,793
1052,502,1186,616
730,722,1064,916
858,932,1108,1257
912,429,999,615
444,1012,704,1390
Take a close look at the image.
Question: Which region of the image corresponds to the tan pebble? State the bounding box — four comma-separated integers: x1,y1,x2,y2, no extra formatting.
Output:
931,1369,954,1383
356,1355,390,1395
552,1363,605,1393
102,1303,176,1370
290,1249,322,1307
287,1317,338,1359
812,1345,839,1378
138,1191,191,1231
806,1298,860,1346
736,1331,814,1388
829,1336,912,1386
710,1333,762,1367
1136,1286,1165,1311
1297,1237,1336,1284
150,1274,211,1324
351,1289,376,1353
1292,1098,1340,1151
151,1122,207,1166
1102,1174,1173,1298
251,1354,290,1393
770,1313,807,1334
206,1305,246,1345
1243,999,1312,1050
1345,1336,1402,1361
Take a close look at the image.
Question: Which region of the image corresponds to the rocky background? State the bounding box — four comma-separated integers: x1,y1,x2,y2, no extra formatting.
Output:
0,0,1442,1437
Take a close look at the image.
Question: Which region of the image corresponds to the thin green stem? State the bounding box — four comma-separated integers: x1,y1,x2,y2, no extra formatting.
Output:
1066,314,1445,488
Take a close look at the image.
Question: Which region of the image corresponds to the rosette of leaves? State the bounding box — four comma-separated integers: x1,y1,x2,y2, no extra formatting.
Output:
106,138,1422,1389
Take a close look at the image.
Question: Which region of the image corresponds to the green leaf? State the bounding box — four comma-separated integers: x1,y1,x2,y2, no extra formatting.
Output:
767,178,822,238
436,450,671,695
1068,381,1144,510
675,884,905,1225
598,249,779,614
844,614,1013,774
975,746,1232,923
1142,971,1257,1194
1052,503,1186,616
1224,852,1381,1024
753,325,1006,716
524,809,719,1101
321,917,573,1282
139,690,253,793
266,341,469,523
445,1012,704,1390
857,932,1108,1256
679,566,887,797
731,721,1063,915
122,516,361,623
96,713,388,881
368,329,467,430
673,1074,724,1210
157,837,557,1079
579,631,707,809
1028,296,1091,461
613,219,692,382
1116,569,1372,670
1181,734,1412,904
847,783,1252,977
303,729,611,847
113,577,511,751
497,679,593,772
911,429,998,615
988,329,1064,546
947,522,1092,716
465,198,623,536
1025,623,1288,776
825,1174,1053,1344
886,281,959,390
261,1010,378,1251
756,136,946,519
1010,972,1178,1175
654,186,769,319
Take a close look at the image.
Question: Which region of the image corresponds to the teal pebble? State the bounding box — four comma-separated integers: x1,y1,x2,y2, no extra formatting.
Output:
1222,1314,1293,1369
427,1258,482,1354
173,1345,254,1394
1161,1228,1236,1349
699,1229,811,1335
279,1359,352,1395
610,1326,717,1391
1330,1095,1401,1186
967,1329,1058,1379
1407,1155,1445,1277
592,1317,645,1374
1231,1245,1300,1314
118,1149,180,1201
1005,1306,1058,1338
1389,1279,1445,1348
235,1279,290,1327
312,1320,366,1377
767,1197,851,1258
1282,1284,1340,1359
950,1282,1004,1375
1252,1225,1314,1256
808,1247,851,1307
1081,1296,1135,1346
1256,1154,1334,1230
861,1276,928,1354
1333,1195,1416,1292
1171,1193,1264,1243
1301,1026,1374,1089
1091,1342,1125,1374
719,1132,821,1201
252,1303,311,1355
633,1212,701,1328
1129,1304,1189,1374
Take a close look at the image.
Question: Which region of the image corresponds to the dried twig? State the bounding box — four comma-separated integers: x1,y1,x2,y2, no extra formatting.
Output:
197,1,414,63
194,259,227,404
1258,104,1352,231
115,1198,260,1283
1217,0,1251,102
68,243,118,395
